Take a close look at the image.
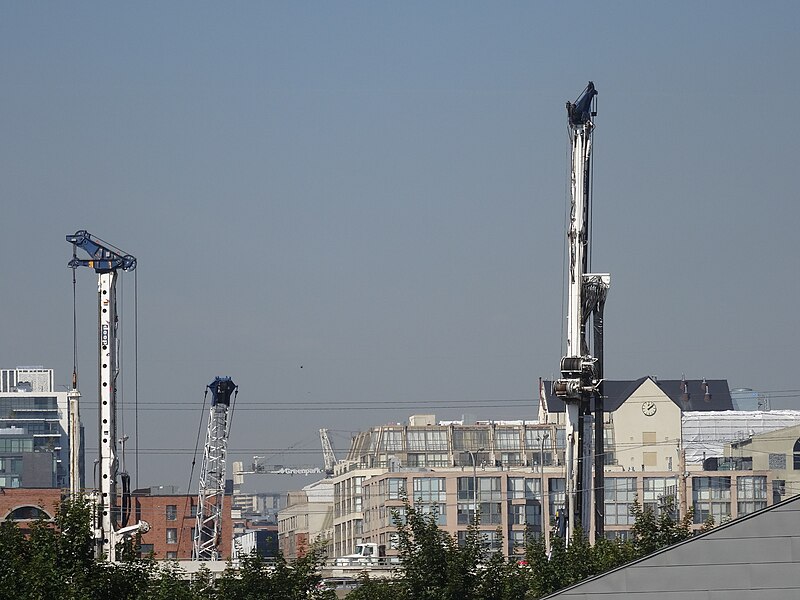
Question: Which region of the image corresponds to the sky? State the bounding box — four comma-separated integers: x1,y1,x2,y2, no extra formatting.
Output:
2,2,799,493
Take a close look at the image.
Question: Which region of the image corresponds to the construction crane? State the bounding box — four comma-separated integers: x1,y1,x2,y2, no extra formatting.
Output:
552,83,610,542
238,457,323,476
319,428,338,476
67,230,149,561
193,376,238,561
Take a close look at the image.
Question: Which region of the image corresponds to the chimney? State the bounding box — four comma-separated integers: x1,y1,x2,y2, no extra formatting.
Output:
680,373,690,406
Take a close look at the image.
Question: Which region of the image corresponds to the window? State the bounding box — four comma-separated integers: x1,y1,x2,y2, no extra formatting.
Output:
794,439,800,470
166,528,178,544
495,429,520,450
478,502,502,525
692,477,731,524
166,505,177,521
508,477,541,500
139,543,154,556
387,478,406,500
407,453,450,468
548,478,566,520
643,477,678,515
773,479,786,504
457,530,502,553
418,502,446,526
500,452,523,466
524,429,550,449
388,506,407,526
457,477,475,501
737,476,767,515
478,477,501,501
407,429,448,451
603,427,616,465
604,477,637,526
457,477,501,524
509,530,527,553
510,503,541,527
457,502,476,525
166,551,177,560
413,477,446,502
381,429,404,452
452,429,489,451
6,506,52,521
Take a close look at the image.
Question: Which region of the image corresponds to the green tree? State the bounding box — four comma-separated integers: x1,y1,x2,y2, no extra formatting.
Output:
630,495,693,558
217,544,334,600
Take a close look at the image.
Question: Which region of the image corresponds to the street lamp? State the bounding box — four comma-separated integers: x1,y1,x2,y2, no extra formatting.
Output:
536,432,550,552
468,447,485,524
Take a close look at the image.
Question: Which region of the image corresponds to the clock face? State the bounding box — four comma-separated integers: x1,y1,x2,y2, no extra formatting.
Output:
642,401,657,416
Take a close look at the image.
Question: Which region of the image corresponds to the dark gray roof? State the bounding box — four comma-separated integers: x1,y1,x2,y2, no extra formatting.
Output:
541,377,733,413
544,493,800,598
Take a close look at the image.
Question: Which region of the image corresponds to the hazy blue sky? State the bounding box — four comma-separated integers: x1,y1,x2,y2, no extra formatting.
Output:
2,2,799,491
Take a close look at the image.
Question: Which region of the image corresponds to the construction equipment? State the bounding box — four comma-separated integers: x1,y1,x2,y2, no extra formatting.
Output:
319,428,338,475
67,230,149,561
238,457,323,476
193,376,238,561
552,83,610,541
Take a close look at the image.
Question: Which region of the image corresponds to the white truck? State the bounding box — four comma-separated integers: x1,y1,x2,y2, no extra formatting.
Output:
334,543,398,567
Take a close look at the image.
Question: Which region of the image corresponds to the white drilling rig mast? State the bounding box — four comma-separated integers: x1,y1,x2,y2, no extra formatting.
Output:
67,230,149,561
194,376,238,561
552,83,610,542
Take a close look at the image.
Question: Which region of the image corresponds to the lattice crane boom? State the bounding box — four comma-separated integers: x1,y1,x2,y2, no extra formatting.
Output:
319,428,338,475
193,377,238,561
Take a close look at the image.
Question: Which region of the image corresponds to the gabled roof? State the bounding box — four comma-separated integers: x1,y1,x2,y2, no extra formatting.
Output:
541,377,733,413
545,493,800,598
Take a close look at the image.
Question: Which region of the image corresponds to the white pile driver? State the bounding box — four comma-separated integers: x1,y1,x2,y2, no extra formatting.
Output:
67,230,150,561
552,83,611,542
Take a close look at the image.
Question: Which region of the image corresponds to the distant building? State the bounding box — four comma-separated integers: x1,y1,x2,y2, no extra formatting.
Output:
132,487,233,560
0,366,78,488
730,387,769,411
276,376,800,559
233,529,279,559
0,487,61,533
278,478,334,560
725,421,800,504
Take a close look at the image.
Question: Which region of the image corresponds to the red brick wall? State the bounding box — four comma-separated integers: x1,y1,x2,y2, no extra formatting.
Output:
0,488,62,526
134,494,233,560
0,489,232,560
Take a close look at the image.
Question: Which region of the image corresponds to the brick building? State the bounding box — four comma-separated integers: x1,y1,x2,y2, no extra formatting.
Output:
132,488,233,560
0,487,61,532
0,487,233,560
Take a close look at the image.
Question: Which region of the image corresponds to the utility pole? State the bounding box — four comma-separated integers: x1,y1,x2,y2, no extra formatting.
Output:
68,374,82,496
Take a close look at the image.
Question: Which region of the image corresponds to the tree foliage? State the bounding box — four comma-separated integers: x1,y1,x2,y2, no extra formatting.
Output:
0,495,333,600
0,493,698,599
341,495,695,600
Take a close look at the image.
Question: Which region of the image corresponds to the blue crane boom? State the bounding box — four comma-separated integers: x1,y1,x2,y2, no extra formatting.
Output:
67,229,136,272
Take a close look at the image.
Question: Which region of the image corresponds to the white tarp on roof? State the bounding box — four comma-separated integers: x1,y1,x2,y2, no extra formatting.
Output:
682,410,800,463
